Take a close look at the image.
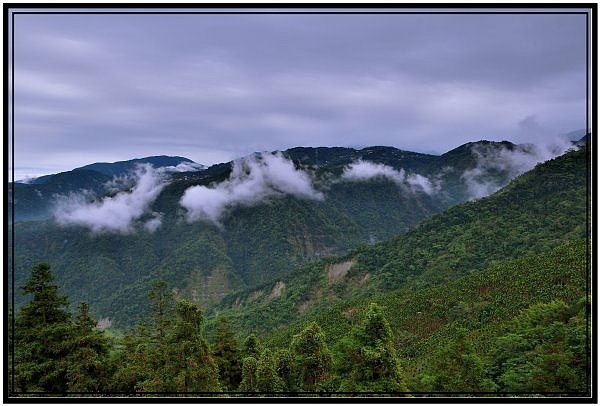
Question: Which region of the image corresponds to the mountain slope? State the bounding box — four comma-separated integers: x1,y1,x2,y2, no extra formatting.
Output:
9,140,583,328
78,155,204,177
265,238,589,393
210,146,588,341
10,156,204,222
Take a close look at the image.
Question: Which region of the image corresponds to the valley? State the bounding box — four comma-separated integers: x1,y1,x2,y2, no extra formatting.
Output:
8,137,591,396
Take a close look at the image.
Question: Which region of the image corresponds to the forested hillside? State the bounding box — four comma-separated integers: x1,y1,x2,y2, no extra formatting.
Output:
211,146,588,336
8,142,591,397
10,141,547,328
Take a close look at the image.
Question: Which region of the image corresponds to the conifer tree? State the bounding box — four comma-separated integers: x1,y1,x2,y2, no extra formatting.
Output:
274,348,294,392
239,356,259,392
339,302,406,392
242,333,263,359
116,279,175,392
212,314,242,391
64,302,113,392
290,322,332,391
13,263,72,393
163,299,221,392
255,350,286,392
239,348,285,393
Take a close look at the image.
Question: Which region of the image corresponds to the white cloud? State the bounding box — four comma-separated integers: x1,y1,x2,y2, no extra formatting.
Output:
180,152,323,225
144,212,163,233
340,160,438,194
15,69,92,100
461,136,574,200
53,164,166,233
162,162,207,173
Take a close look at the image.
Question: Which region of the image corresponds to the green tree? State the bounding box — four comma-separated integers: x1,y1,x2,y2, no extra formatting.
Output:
13,263,72,393
274,348,294,392
113,289,221,393
490,299,588,393
290,322,332,391
163,299,221,392
242,334,263,359
113,280,175,392
63,302,113,392
147,279,172,346
238,356,258,392
255,350,286,392
339,302,406,392
212,314,242,391
417,328,496,392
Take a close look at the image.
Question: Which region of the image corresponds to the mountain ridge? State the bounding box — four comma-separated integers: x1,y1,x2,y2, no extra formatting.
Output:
210,145,588,346
9,137,586,328
9,139,543,223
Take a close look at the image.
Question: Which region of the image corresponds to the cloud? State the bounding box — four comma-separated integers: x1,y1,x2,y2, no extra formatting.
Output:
53,164,166,233
180,152,323,225
406,173,437,195
11,13,586,177
143,212,163,233
340,160,438,194
162,162,207,173
461,136,574,200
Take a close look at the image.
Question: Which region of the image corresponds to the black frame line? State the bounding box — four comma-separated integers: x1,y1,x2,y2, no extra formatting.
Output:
4,3,596,402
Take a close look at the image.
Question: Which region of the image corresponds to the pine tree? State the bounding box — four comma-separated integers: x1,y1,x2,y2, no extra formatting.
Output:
13,263,72,393
339,302,406,392
238,348,285,393
255,350,286,392
290,322,332,391
112,279,175,392
63,302,113,392
212,314,242,391
163,299,221,392
239,356,259,392
114,290,221,393
274,348,294,392
242,334,263,359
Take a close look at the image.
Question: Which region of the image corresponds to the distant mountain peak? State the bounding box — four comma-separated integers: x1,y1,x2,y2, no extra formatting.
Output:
564,129,587,142
78,155,205,177
20,155,205,187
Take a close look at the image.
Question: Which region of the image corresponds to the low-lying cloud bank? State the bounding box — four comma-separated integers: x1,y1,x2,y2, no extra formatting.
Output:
180,152,324,226
340,160,438,194
53,164,166,233
51,136,578,233
462,137,574,199
163,161,207,173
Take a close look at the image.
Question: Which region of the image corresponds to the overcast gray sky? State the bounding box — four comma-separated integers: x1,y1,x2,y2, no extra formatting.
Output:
8,8,590,180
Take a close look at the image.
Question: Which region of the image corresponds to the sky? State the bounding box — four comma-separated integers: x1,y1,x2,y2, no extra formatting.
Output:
8,7,590,180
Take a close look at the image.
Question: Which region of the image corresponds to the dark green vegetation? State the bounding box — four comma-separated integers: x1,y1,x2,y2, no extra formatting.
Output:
10,141,544,328
9,240,589,395
10,156,199,222
213,146,588,338
10,263,112,393
8,140,591,397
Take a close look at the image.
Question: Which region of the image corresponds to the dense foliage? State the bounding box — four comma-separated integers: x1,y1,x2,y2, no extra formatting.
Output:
7,142,591,398
11,142,513,328
10,243,589,397
210,147,588,338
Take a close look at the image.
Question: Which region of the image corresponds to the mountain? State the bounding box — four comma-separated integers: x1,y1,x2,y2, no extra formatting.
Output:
9,140,581,328
207,145,588,353
11,170,114,222
10,156,205,222
8,136,591,396
565,128,587,142
77,155,205,178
